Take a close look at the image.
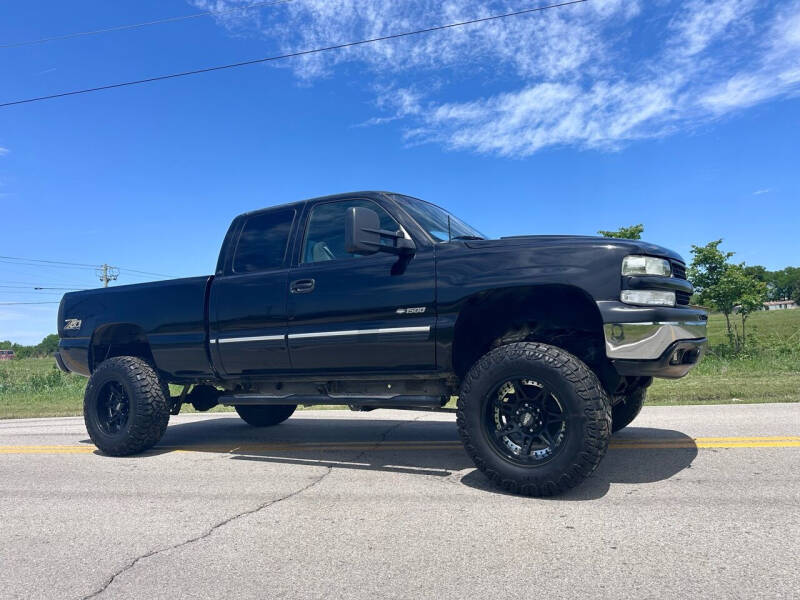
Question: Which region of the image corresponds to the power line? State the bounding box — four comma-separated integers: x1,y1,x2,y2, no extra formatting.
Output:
0,255,98,267
0,285,82,290
0,293,66,298
0,256,175,278
116,267,175,278
0,0,588,108
0,293,74,298
0,0,294,49
0,258,97,271
0,280,92,287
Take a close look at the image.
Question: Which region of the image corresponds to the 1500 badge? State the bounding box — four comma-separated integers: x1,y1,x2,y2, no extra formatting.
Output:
64,319,82,331
396,307,426,314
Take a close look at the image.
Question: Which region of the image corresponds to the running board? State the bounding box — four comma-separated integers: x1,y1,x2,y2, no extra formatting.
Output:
371,405,457,414
218,394,445,408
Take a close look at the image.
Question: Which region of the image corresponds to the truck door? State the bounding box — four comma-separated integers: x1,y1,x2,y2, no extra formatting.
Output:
208,206,296,377
286,197,436,373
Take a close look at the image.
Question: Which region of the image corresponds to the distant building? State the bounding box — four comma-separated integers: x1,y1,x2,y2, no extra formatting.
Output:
763,299,798,311
0,349,15,361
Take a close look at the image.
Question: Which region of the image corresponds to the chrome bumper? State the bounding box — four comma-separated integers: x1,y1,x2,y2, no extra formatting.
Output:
604,321,708,360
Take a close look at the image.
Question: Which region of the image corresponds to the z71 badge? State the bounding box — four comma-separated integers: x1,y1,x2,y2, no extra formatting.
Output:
64,319,82,331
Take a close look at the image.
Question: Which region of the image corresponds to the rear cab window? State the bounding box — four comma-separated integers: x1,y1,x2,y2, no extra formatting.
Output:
232,208,296,273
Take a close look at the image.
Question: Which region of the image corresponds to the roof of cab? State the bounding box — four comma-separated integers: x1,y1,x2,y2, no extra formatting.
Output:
238,191,404,219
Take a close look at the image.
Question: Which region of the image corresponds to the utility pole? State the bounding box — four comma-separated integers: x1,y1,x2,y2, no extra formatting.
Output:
96,264,119,288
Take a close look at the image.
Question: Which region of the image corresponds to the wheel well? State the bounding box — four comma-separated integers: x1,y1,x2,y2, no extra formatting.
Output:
451,285,619,392
90,324,153,372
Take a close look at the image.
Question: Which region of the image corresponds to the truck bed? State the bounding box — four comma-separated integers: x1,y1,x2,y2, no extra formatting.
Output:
58,276,214,379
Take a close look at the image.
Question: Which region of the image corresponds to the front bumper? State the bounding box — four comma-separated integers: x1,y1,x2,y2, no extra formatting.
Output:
603,321,707,360
597,302,708,379
612,339,706,378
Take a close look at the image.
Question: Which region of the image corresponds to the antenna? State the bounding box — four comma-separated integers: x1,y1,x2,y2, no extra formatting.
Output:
447,215,452,242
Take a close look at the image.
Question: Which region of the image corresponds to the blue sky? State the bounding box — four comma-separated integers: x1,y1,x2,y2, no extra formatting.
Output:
1,0,799,344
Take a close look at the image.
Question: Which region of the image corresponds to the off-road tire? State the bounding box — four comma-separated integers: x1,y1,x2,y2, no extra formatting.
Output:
84,356,170,456
457,342,611,497
235,404,296,427
611,387,646,433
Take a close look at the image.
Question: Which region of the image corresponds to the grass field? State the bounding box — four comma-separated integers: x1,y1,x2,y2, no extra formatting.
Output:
1,309,798,418
649,308,800,405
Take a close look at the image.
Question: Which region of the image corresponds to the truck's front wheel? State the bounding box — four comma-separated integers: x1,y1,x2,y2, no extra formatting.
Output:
457,342,611,497
235,404,296,427
84,356,170,456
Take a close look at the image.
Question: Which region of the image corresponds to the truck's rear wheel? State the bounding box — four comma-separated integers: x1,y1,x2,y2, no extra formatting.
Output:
83,356,170,456
611,387,646,433
457,342,611,497
235,404,296,427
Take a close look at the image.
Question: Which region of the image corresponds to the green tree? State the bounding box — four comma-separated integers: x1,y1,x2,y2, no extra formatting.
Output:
689,240,735,338
703,264,739,344
35,334,59,356
731,267,768,348
767,267,800,301
743,264,768,282
598,224,644,240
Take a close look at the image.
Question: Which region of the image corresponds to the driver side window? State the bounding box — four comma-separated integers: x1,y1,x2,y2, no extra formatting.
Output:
302,199,400,263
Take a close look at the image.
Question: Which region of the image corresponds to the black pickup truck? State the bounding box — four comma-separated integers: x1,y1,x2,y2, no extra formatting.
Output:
57,191,707,496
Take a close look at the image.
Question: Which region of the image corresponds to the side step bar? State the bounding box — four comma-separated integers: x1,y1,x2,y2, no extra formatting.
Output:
218,394,446,408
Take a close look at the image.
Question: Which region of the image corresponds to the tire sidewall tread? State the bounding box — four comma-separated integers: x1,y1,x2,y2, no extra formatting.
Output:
457,342,611,497
83,356,170,456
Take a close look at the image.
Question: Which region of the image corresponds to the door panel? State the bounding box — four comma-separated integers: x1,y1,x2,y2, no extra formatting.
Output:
287,247,436,373
209,271,291,377
208,206,297,377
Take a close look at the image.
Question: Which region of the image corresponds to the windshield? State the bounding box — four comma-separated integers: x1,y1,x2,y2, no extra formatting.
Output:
391,195,486,242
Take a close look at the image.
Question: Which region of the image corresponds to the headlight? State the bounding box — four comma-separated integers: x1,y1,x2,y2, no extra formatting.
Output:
622,255,671,277
620,290,676,307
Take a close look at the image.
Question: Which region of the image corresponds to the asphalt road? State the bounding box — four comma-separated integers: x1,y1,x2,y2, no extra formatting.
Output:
1,403,798,600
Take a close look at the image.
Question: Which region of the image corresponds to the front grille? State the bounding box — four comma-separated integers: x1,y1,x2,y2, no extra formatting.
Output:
676,291,691,305
671,261,687,280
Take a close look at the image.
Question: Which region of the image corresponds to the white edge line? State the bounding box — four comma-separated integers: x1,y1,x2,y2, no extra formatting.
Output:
610,321,707,327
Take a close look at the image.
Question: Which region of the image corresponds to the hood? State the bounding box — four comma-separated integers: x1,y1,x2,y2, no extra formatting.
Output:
465,235,685,263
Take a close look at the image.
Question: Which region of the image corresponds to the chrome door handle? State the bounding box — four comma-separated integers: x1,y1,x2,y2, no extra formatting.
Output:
290,278,315,294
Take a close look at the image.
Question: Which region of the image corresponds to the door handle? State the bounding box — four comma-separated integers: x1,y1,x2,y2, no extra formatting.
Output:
290,278,315,294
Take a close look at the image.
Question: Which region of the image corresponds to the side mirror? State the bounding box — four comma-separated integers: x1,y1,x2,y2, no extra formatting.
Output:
345,206,416,256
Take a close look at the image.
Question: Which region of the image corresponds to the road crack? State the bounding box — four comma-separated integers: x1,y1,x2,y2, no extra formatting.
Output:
81,413,423,599
353,413,425,461
80,465,332,600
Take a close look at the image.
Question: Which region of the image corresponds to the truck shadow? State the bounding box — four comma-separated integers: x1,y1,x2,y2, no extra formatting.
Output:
460,427,699,500
87,417,698,500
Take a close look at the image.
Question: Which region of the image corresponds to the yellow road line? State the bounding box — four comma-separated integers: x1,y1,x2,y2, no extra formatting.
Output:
692,436,800,442
0,435,799,455
611,441,800,449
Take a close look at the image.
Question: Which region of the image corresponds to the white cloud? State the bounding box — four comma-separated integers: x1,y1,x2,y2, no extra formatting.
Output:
668,0,756,58
0,147,9,156
194,0,800,157
753,188,771,196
